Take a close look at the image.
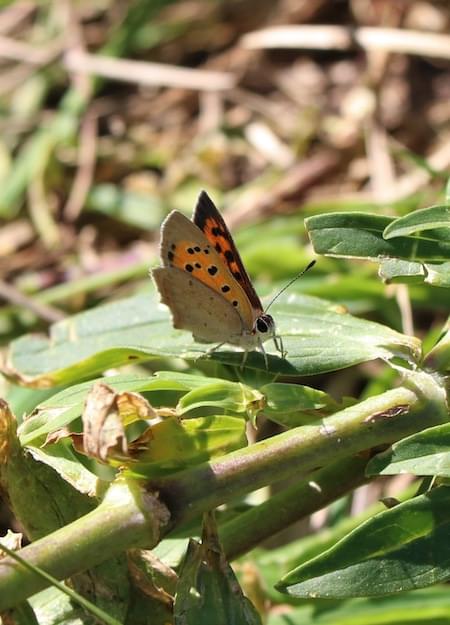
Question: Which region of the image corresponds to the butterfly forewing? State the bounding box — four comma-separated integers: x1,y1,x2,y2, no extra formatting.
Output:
157,210,254,330
193,191,263,313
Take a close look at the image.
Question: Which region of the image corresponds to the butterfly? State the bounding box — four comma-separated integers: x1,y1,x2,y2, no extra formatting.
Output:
152,191,285,366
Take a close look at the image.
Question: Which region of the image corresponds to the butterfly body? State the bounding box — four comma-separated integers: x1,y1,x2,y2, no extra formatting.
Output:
152,191,282,362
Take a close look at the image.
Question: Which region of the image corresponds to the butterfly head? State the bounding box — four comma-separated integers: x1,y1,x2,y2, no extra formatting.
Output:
254,313,276,340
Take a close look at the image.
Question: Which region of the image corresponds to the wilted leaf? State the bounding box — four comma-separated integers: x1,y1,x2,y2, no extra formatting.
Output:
82,382,129,462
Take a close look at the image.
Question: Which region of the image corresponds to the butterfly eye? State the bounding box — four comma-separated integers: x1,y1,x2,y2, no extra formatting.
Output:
256,314,275,334
256,318,269,333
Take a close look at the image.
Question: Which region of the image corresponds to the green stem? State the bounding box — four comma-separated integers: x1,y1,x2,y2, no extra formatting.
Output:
153,385,446,526
0,479,169,612
0,381,446,609
220,454,369,560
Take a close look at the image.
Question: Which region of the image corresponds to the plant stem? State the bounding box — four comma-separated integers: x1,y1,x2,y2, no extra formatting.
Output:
153,385,446,527
0,479,169,611
0,381,446,608
220,454,369,560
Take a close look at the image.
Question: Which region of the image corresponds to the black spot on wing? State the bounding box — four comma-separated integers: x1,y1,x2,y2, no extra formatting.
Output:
208,265,218,276
193,190,263,310
186,264,194,272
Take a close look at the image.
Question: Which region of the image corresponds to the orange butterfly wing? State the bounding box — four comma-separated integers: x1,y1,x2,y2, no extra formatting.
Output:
157,210,255,330
193,192,263,314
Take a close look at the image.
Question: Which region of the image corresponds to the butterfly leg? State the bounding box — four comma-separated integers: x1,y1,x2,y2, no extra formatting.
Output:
239,349,250,370
204,342,225,358
273,334,287,358
257,339,269,369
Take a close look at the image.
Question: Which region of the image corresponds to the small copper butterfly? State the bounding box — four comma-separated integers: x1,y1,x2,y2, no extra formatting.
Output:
153,191,312,365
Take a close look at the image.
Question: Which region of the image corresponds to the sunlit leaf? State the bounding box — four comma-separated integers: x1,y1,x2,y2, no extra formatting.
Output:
4,290,421,386
367,423,450,478
174,513,262,625
124,415,247,478
18,372,254,446
379,259,450,286
423,320,450,373
277,487,450,598
383,205,450,240
260,382,339,427
267,587,450,625
306,212,450,262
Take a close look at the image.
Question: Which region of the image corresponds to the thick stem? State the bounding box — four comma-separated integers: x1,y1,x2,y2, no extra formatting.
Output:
153,385,446,526
0,479,169,611
220,454,369,560
0,380,446,609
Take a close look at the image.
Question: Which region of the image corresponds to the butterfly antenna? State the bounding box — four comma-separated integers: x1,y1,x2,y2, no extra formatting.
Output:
264,260,316,313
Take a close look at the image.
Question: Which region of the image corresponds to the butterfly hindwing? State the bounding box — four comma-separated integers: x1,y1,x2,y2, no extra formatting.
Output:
157,210,254,330
193,191,263,313
153,266,243,344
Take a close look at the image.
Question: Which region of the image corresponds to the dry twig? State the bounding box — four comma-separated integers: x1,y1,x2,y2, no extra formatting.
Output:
242,25,450,60
64,49,236,91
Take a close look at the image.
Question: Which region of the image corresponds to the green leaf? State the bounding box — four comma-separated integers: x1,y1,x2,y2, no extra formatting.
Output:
267,587,450,625
367,423,450,478
424,261,450,286
178,380,264,421
379,259,450,286
423,320,450,372
276,487,450,598
18,372,243,446
174,514,262,625
19,373,168,446
0,401,95,541
27,441,99,496
5,289,421,387
260,382,339,427
306,212,450,262
383,205,450,240
243,484,417,605
379,259,426,283
124,415,247,478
